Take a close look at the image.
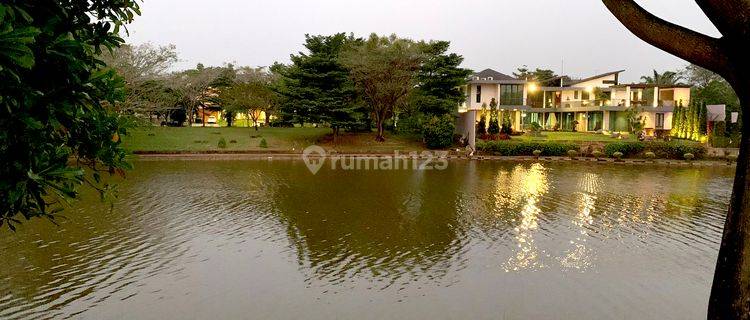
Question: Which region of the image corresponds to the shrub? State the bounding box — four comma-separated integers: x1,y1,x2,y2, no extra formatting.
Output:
727,154,738,164
684,153,695,161
533,150,542,158
567,150,578,159
604,142,645,158
218,137,227,149
476,141,578,156
501,112,513,135
259,138,268,148
396,114,423,134
423,115,456,149
487,118,500,135
613,152,624,160
480,133,511,141
601,141,706,159
643,141,706,159
476,115,487,136
644,151,656,159
592,150,603,159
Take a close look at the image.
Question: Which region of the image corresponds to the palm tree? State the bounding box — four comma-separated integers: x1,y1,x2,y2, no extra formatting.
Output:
640,69,683,85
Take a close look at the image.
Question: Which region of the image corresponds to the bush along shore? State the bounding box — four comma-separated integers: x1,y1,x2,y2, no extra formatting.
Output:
476,140,715,161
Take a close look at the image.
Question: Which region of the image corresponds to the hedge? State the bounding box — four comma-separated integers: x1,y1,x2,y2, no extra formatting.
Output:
603,142,645,158
476,141,578,156
478,140,707,159
603,141,706,159
645,141,706,159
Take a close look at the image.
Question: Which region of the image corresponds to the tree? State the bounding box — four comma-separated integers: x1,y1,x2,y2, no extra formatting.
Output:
602,1,750,317
640,69,683,85
0,1,139,230
273,34,364,139
220,78,275,131
340,34,423,141
167,64,222,126
513,65,557,81
411,41,472,117
487,99,500,135
101,43,180,122
501,111,513,135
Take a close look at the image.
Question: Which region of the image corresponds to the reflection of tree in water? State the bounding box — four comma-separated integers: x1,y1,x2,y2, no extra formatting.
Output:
0,162,200,319
270,163,468,289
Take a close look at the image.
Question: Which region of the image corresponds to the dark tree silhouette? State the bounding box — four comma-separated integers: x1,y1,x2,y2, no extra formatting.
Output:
602,1,750,318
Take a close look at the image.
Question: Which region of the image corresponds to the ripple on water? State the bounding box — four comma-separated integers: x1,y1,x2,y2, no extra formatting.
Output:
0,160,734,320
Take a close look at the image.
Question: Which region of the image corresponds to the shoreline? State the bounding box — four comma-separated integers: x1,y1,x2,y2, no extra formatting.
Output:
131,152,736,167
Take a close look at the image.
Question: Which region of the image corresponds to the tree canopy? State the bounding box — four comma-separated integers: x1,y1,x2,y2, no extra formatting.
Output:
640,69,683,85
0,1,140,230
273,33,364,136
340,34,423,141
513,66,557,82
412,41,472,117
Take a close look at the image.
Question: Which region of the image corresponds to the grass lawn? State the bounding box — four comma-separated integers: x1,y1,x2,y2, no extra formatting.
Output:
123,126,427,153
512,131,637,142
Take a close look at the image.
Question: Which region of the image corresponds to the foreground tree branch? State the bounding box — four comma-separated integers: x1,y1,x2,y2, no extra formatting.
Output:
695,0,750,37
602,0,732,78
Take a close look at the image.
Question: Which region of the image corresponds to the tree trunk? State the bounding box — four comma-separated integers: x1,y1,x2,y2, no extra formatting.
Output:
375,119,385,142
187,106,194,126
708,85,750,319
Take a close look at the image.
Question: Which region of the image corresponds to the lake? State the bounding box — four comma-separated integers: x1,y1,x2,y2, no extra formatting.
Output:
0,160,735,319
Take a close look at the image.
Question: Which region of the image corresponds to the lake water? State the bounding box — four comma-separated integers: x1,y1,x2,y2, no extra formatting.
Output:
0,160,735,319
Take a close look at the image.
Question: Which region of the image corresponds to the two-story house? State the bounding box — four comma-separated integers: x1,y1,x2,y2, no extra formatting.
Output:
456,68,691,147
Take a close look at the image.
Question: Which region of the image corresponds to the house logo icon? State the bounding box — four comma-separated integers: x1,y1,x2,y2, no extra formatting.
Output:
302,145,326,175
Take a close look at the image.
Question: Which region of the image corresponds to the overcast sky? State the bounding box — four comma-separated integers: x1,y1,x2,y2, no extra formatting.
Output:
125,0,720,82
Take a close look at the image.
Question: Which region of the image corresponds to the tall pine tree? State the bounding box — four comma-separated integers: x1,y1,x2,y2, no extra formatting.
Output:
273,33,364,138
411,41,472,117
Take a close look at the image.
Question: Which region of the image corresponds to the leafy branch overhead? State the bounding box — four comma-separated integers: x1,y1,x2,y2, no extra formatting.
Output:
0,1,140,230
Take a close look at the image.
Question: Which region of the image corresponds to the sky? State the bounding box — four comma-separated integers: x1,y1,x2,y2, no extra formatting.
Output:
124,0,720,82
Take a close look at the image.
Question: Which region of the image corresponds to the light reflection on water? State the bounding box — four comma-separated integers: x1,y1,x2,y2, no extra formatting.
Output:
0,160,735,319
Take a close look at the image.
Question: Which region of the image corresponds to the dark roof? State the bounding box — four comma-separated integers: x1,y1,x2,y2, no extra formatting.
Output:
565,70,625,86
471,68,517,81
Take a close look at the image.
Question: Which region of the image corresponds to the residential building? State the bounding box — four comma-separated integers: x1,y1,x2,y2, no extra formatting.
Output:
456,68,691,147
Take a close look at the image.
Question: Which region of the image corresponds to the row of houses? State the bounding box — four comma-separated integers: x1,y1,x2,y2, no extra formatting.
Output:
456,68,691,145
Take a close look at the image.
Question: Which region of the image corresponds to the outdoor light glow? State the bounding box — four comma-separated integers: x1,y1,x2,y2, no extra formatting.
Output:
586,86,594,93
528,83,539,92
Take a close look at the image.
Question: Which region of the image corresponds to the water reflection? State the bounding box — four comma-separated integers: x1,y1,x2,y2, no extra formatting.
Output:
0,160,735,319
267,162,468,290
498,163,549,272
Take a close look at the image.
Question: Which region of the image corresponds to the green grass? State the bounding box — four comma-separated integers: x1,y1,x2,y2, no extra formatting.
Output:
123,127,329,152
511,131,637,142
123,126,427,153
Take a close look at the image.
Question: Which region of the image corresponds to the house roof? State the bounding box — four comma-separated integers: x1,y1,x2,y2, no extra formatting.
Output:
468,68,521,83
565,70,625,86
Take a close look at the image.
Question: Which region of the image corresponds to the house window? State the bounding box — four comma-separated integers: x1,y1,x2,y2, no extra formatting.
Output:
476,85,481,103
499,85,524,105
582,91,590,100
655,113,665,128
574,91,579,99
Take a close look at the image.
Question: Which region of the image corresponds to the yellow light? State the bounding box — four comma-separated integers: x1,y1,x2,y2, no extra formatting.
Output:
586,86,594,93
528,83,539,93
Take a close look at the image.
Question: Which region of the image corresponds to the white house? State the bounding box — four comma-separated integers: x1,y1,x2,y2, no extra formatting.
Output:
456,68,691,147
